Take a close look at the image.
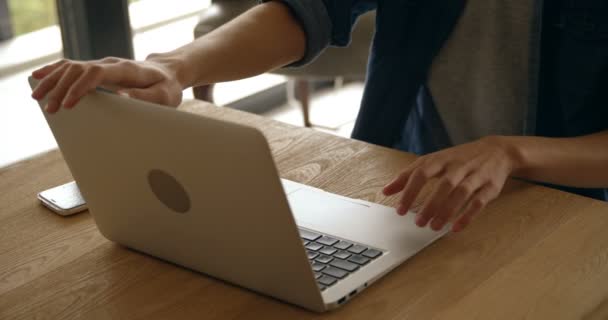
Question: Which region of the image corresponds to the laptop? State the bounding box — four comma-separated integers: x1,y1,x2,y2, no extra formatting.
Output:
29,77,446,312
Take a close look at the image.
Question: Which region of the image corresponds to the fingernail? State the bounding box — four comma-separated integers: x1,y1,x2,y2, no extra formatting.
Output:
416,215,428,227
62,98,74,109
45,102,57,113
118,91,130,98
397,206,407,215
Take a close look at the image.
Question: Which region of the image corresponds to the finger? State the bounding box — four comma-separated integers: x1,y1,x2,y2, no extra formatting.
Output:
383,172,409,196
418,167,470,230
62,65,105,109
396,162,443,216
383,166,417,196
429,172,484,231
100,60,162,88
31,63,70,101
46,65,85,113
99,56,122,64
452,183,498,232
32,59,68,80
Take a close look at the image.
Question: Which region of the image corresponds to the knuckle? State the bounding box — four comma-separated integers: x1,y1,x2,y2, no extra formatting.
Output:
116,60,133,68
66,63,84,74
471,197,486,210
102,56,120,63
412,167,429,181
454,182,473,197
86,65,104,78
439,176,458,190
487,181,502,194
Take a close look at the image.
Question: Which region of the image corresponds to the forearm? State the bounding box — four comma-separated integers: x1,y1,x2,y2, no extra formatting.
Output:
502,130,608,188
147,2,305,89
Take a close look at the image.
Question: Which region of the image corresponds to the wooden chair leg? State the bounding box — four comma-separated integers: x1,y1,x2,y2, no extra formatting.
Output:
294,79,311,127
193,84,215,103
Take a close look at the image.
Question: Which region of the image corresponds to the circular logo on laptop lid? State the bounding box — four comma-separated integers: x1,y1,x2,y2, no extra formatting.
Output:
147,169,191,213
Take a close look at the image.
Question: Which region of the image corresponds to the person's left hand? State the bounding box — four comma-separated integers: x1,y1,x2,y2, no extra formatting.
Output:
383,136,521,232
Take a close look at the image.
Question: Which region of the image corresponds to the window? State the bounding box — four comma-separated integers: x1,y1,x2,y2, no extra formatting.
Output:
0,0,287,168
5,0,57,38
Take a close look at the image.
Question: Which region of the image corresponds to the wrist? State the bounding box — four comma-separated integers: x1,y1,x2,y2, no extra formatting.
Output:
486,135,528,175
145,51,191,89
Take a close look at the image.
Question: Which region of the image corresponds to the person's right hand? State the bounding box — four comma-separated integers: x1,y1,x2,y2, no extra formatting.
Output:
31,56,184,113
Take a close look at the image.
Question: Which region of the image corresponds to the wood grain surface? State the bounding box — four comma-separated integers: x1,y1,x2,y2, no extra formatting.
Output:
1,100,607,319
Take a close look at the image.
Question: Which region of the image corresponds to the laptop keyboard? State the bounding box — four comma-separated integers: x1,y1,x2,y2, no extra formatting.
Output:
299,228,383,291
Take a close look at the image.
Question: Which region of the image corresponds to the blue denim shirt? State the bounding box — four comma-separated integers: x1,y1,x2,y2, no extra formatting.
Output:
266,0,608,201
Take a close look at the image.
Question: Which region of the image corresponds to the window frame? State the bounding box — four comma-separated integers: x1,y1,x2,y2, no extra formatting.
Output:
56,0,134,60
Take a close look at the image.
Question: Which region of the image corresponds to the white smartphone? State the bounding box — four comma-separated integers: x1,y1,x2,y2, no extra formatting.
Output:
37,181,88,216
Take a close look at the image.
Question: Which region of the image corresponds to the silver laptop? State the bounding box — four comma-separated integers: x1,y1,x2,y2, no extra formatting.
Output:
29,77,446,312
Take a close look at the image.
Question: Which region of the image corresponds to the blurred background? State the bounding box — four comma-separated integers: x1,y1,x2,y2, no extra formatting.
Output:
0,0,367,168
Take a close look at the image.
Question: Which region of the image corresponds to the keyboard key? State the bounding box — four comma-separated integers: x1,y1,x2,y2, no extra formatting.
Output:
319,246,338,256
333,250,352,260
301,230,379,287
315,254,334,264
312,261,326,272
348,255,371,265
333,241,353,250
299,229,322,241
348,244,367,254
330,259,359,272
317,236,339,246
318,275,337,286
306,242,323,251
322,266,349,279
307,250,319,260
362,249,382,259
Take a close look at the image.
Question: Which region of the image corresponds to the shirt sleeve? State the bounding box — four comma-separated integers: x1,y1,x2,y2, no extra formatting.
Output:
258,0,376,66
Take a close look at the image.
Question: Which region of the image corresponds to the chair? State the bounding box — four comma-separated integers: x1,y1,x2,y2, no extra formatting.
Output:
193,0,375,127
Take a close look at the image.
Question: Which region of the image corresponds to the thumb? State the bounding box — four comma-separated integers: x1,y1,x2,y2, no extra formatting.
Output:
117,88,155,102
118,83,180,107
117,87,166,106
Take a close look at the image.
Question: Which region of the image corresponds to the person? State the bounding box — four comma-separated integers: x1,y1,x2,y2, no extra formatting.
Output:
30,0,608,233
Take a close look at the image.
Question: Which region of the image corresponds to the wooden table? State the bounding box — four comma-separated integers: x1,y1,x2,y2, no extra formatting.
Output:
2,100,608,320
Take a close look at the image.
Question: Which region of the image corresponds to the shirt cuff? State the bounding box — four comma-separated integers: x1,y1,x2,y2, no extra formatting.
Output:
258,0,332,67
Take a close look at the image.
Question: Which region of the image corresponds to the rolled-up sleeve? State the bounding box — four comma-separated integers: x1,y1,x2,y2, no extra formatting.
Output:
259,0,376,66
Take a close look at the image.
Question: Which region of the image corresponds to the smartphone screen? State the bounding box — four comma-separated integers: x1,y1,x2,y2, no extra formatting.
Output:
38,181,87,215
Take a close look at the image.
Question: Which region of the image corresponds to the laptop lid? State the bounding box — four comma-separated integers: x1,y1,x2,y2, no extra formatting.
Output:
28,77,326,312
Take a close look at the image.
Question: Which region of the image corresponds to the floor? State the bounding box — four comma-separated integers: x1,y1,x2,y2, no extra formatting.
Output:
264,82,363,137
